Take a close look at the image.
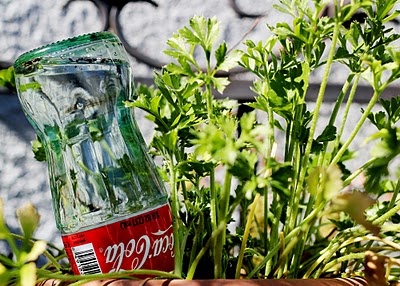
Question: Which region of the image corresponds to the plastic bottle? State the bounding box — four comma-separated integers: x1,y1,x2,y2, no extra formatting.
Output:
13,32,174,275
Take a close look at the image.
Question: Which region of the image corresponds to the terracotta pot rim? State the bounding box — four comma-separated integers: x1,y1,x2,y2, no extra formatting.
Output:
37,277,373,286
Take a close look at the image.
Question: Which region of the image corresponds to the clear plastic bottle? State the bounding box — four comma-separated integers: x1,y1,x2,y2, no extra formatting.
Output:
13,32,174,275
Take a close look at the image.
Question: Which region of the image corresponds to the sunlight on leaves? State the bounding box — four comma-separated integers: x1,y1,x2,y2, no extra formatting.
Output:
329,191,380,235
21,240,47,264
19,262,36,286
16,203,40,240
307,165,343,203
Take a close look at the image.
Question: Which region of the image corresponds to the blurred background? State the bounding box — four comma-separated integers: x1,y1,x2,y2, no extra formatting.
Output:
0,0,399,248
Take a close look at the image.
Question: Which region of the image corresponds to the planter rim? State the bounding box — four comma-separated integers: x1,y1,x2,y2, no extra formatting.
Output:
37,277,375,286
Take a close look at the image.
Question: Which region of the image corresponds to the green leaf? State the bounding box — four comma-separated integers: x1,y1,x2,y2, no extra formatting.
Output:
19,262,36,286
272,23,295,39
0,199,9,240
32,137,46,162
155,129,179,154
165,34,196,65
0,66,16,89
16,203,40,239
188,16,220,52
329,190,380,235
211,77,230,93
307,165,343,202
316,125,336,142
367,110,387,130
229,150,258,180
216,50,242,72
22,240,47,263
215,42,227,68
180,159,215,179
383,10,400,23
376,0,398,21
153,71,178,110
272,3,295,17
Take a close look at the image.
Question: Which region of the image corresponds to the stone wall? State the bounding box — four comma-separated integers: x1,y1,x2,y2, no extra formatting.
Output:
1,0,275,74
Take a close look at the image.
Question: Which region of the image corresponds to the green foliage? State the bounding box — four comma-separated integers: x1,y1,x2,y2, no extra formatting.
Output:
130,0,400,282
128,14,243,278
3,0,400,283
0,199,65,286
31,137,46,162
0,67,15,90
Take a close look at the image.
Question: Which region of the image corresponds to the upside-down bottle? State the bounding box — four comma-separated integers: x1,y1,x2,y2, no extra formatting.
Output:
13,32,174,275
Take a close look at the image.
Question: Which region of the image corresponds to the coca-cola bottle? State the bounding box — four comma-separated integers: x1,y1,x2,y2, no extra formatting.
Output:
13,32,174,275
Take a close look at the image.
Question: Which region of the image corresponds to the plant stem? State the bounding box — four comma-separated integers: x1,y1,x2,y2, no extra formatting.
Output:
319,73,356,166
388,179,400,210
331,88,382,165
186,222,226,280
36,268,182,283
322,252,365,273
343,158,375,187
236,193,261,279
373,199,400,226
210,168,218,239
265,193,283,277
248,226,302,279
188,204,204,267
270,235,300,278
206,58,214,119
286,11,341,263
303,241,340,278
332,74,360,154
249,206,322,278
168,155,182,276
214,171,232,278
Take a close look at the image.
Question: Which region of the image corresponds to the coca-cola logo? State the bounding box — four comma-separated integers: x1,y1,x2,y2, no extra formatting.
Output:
103,225,174,272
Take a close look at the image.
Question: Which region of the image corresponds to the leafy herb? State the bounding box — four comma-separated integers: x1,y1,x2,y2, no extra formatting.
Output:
132,0,400,281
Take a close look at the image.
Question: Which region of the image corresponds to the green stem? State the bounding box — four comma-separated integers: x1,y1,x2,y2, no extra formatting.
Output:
388,179,400,210
303,241,341,278
322,252,365,273
343,158,375,187
331,88,382,166
214,171,232,278
264,104,275,260
373,199,400,226
168,155,182,276
186,222,226,280
270,235,300,278
11,233,66,262
286,14,341,258
236,193,261,279
36,268,182,283
266,196,283,276
210,168,217,232
206,58,214,119
248,227,300,279
188,204,204,268
319,73,356,166
249,206,322,278
332,74,360,153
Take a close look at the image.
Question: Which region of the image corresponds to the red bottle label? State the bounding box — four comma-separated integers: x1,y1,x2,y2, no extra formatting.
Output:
62,204,174,275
